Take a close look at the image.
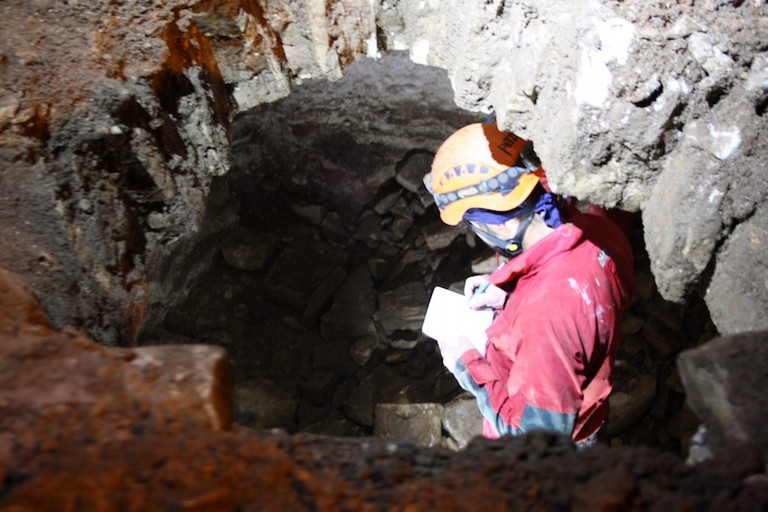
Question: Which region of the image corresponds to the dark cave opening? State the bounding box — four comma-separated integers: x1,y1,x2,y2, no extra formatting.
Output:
145,52,719,455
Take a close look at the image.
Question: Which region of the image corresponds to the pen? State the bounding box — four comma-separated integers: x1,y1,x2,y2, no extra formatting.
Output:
472,280,490,299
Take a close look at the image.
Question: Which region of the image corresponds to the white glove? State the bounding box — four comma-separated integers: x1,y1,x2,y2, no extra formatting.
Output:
438,345,458,371
464,275,507,310
436,335,473,371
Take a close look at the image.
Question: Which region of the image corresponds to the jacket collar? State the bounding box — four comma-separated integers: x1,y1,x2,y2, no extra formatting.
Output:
489,207,586,286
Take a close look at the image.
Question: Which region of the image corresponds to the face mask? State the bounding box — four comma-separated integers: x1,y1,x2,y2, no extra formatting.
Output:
464,199,537,259
463,188,562,229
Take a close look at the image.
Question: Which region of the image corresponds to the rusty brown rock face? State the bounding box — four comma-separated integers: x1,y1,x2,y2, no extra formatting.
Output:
0,267,232,453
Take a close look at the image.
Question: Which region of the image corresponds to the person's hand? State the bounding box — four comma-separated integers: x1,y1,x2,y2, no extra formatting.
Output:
436,335,473,371
464,275,507,310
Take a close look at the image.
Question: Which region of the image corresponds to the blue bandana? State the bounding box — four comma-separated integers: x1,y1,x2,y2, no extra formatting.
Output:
463,192,562,228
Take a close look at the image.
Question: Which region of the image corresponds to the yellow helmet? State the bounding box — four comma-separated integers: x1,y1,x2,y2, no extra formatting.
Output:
425,123,544,226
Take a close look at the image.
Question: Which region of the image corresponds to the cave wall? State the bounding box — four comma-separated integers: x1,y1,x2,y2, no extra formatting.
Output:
1,0,766,345
0,0,371,344
376,0,768,333
1,1,236,344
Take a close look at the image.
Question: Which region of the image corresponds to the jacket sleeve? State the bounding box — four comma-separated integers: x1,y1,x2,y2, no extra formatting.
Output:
453,325,582,438
452,351,523,436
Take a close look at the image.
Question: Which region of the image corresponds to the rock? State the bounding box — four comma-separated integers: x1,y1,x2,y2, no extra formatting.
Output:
368,257,393,280
331,381,352,408
0,90,20,126
642,118,728,303
129,344,234,430
416,185,435,210
410,196,426,217
619,334,644,360
343,376,374,426
376,282,428,335
321,212,349,245
312,342,359,378
320,266,378,343
442,395,483,449
234,303,249,317
343,363,433,427
433,371,461,398
644,299,687,332
388,216,413,242
1,268,234,434
471,254,499,274
642,320,683,357
221,228,280,271
426,251,448,271
687,32,734,81
395,151,434,193
622,315,644,336
627,74,662,107
283,316,309,332
233,379,296,430
386,247,429,281
633,270,656,301
686,425,714,464
649,378,671,418
353,211,382,242
388,336,419,350
677,330,768,459
374,190,402,216
0,268,53,337
302,266,347,327
350,335,377,366
665,368,685,394
299,371,339,406
705,205,768,334
262,242,348,311
292,204,327,226
390,196,415,220
606,373,657,437
374,403,443,447
299,418,367,437
421,222,463,251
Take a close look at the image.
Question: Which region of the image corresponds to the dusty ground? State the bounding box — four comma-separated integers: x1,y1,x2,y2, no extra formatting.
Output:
2,266,768,511
5,425,768,511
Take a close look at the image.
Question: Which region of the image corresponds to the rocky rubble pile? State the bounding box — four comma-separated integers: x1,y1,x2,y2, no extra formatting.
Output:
155,136,719,454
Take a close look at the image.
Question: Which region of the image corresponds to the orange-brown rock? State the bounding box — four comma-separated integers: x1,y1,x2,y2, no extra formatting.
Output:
2,266,768,510
0,267,232,460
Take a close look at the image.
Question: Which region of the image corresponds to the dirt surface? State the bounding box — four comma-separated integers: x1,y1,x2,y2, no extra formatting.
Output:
3,267,768,511
6,425,768,511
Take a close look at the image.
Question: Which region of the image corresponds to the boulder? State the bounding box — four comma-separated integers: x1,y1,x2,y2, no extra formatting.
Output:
442,395,483,449
376,282,428,335
320,266,378,343
220,228,280,271
233,379,297,430
374,403,443,447
677,330,768,458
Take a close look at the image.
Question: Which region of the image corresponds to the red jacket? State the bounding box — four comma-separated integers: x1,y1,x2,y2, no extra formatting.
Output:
454,208,634,444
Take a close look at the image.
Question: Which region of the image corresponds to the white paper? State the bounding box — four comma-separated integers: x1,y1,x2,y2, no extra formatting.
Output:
421,286,494,356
